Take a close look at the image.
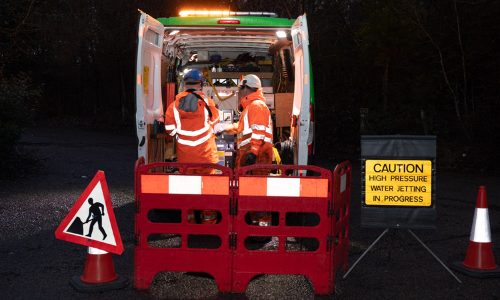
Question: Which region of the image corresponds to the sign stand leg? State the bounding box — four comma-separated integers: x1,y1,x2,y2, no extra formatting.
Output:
343,228,462,284
343,228,389,279
407,229,462,284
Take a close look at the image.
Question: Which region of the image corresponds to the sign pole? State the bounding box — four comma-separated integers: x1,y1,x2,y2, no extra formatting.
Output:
407,229,462,283
343,228,389,279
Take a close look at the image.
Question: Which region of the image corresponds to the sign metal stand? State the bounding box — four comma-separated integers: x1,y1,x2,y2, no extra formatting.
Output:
343,228,462,283
352,135,461,284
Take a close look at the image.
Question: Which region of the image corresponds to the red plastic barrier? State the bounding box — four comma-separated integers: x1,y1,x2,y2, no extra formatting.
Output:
232,164,334,294
330,161,351,291
133,159,351,294
134,159,233,291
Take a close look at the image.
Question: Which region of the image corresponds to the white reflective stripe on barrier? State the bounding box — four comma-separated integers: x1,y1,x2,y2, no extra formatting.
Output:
141,174,230,195
169,175,202,194
340,174,347,193
239,177,329,198
470,208,491,243
267,178,301,197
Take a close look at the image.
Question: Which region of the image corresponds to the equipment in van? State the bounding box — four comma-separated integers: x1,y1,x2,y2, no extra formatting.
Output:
136,10,314,169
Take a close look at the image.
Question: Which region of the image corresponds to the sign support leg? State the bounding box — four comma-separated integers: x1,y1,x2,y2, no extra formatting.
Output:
343,228,389,279
407,229,462,284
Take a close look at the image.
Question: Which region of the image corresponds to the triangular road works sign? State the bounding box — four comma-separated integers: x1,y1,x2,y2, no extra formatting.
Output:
55,171,124,254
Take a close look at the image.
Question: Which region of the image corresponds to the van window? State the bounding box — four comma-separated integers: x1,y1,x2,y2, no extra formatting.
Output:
145,29,161,47
293,31,302,48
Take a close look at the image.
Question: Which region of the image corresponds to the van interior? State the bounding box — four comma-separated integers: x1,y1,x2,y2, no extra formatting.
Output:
136,12,312,169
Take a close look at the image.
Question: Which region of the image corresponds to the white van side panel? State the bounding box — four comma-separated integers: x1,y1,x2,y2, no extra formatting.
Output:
292,15,311,166
136,13,164,161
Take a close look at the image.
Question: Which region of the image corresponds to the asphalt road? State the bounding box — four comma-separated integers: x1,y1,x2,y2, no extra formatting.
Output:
0,126,499,300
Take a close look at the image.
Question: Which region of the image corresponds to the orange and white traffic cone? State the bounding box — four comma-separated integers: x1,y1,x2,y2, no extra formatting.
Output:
70,247,127,292
451,186,500,278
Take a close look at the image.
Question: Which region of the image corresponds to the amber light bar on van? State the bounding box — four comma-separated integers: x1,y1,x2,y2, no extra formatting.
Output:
179,11,278,18
179,11,231,17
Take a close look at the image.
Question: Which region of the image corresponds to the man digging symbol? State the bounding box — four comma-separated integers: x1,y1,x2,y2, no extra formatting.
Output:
84,197,107,240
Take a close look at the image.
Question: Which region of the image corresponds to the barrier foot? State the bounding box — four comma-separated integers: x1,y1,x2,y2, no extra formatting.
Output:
407,229,462,284
343,228,389,279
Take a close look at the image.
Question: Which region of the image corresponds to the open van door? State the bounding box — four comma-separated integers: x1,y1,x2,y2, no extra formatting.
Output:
291,14,314,167
136,12,164,161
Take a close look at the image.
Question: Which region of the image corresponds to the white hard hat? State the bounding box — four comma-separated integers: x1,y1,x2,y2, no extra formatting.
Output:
238,74,261,89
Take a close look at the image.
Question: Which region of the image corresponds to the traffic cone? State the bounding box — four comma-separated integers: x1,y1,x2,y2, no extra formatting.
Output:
451,186,500,278
70,247,127,292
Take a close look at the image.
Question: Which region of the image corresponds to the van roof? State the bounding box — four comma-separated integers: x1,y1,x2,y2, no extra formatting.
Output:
160,16,295,54
158,16,295,28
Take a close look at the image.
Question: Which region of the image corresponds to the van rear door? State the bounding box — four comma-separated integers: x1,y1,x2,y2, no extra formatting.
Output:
136,12,164,161
291,14,313,167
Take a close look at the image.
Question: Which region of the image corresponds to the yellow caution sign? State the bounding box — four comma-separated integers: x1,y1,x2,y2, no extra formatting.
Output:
365,160,432,206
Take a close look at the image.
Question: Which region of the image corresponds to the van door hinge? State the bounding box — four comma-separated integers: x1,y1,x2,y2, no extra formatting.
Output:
230,198,238,215
229,232,237,250
135,231,140,247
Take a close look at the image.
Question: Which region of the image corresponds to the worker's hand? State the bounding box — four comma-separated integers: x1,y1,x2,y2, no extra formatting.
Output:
214,123,228,136
215,127,225,136
244,153,257,166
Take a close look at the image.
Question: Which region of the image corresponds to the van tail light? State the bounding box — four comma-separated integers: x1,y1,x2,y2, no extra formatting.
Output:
308,143,313,155
217,20,240,24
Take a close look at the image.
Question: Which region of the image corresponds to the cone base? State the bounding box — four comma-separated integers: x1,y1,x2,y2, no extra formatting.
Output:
451,261,500,279
70,274,128,293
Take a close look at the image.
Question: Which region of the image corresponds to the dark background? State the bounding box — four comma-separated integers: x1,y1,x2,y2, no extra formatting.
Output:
2,0,500,175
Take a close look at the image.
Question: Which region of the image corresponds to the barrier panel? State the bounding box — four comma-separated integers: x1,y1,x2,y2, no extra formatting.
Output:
134,158,351,294
232,164,335,294
134,158,234,291
330,161,351,290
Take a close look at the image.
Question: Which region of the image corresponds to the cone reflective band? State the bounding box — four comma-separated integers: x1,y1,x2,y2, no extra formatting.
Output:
462,186,497,270
470,208,491,243
141,174,229,195
239,177,329,198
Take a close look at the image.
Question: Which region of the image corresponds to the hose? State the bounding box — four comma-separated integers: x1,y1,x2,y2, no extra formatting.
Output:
202,66,235,101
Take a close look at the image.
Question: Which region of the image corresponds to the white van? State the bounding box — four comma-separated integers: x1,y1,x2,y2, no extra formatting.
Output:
136,10,314,169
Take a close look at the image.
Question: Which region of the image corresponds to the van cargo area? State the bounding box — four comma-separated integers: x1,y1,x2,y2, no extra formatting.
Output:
136,12,314,169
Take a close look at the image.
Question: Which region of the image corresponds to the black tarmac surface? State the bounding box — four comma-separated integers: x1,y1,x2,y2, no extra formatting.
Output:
1,126,499,299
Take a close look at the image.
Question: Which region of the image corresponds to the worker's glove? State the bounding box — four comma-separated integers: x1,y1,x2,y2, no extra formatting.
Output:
214,123,228,136
244,153,257,166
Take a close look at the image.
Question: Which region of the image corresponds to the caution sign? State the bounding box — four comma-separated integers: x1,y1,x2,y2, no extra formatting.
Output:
361,135,436,229
365,160,432,206
55,171,124,254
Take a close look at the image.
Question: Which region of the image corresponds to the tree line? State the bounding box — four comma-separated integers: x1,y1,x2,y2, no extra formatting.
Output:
1,0,499,171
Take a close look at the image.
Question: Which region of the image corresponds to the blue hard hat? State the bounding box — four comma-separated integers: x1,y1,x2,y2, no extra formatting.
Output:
183,69,203,83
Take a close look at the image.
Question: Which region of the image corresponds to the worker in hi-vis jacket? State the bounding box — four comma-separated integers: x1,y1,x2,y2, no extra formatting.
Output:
216,74,273,226
164,69,219,224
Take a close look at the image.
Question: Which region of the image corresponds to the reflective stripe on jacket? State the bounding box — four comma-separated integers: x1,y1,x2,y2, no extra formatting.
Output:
228,89,273,171
164,91,219,164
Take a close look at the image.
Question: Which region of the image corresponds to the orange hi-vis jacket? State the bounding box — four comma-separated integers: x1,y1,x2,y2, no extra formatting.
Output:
227,89,273,171
164,90,220,164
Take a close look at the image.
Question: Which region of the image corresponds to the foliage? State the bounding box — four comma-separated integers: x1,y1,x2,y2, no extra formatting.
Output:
0,0,499,170
0,68,42,177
